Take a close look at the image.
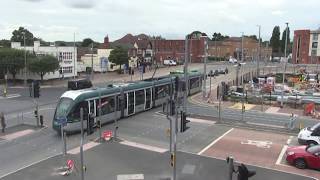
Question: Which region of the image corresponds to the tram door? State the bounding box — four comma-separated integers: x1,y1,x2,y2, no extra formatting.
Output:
145,88,152,110
88,99,96,122
128,91,135,115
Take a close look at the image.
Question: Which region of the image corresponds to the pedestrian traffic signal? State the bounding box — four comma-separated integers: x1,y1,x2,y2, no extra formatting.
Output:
169,100,175,116
87,113,95,135
237,163,256,180
34,110,38,118
180,111,190,133
170,153,175,167
33,81,40,98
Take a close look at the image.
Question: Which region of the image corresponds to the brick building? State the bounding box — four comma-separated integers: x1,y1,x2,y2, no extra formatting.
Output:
292,29,320,64
208,37,272,61
152,37,206,64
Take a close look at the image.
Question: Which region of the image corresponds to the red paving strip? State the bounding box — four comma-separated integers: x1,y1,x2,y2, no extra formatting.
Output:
201,128,320,179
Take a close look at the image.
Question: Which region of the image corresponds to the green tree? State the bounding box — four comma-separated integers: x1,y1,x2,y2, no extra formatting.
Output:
212,32,229,41
28,55,59,81
270,26,281,54
281,27,291,54
108,46,128,71
81,38,94,47
10,27,35,46
0,39,11,48
0,48,33,82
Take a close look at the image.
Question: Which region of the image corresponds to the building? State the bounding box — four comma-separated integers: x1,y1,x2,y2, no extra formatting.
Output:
152,36,206,64
11,41,77,80
208,37,272,61
292,29,320,64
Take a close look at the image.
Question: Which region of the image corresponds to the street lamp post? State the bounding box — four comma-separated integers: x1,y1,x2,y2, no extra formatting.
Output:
241,32,244,62
203,37,208,99
91,43,94,80
257,25,261,76
23,32,27,87
281,23,289,108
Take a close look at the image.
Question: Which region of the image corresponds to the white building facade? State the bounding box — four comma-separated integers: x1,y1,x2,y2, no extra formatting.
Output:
11,41,77,80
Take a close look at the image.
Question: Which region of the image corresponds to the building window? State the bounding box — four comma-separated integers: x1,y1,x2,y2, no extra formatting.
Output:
312,42,318,49
312,50,317,56
313,34,318,41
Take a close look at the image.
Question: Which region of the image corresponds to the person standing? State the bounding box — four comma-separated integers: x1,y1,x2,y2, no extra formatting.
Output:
0,112,6,133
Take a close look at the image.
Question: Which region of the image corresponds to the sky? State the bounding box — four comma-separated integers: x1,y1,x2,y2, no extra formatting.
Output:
1,0,320,42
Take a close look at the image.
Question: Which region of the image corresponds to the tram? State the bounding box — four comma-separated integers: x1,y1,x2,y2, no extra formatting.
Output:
53,71,203,133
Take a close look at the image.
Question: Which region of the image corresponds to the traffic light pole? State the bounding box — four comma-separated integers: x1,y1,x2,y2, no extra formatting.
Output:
80,108,84,180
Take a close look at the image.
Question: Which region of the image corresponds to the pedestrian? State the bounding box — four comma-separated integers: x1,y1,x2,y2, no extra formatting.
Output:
0,112,6,133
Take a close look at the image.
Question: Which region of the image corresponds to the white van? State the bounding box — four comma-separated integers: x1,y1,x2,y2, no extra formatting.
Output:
298,122,320,145
163,60,177,66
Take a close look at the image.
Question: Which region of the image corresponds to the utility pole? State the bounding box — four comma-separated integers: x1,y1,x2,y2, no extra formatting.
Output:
183,35,189,113
203,37,208,99
257,25,261,76
23,32,27,87
241,32,244,62
73,32,76,79
281,23,289,108
91,43,94,80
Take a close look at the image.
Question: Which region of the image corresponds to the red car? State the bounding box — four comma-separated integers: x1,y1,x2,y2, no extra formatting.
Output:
286,145,320,169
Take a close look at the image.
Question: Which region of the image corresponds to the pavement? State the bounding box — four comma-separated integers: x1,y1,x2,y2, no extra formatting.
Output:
0,140,315,180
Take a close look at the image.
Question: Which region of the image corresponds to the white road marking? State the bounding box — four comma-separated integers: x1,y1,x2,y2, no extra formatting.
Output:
67,141,100,155
187,117,216,125
120,140,167,153
241,140,272,148
0,94,21,99
117,174,144,180
276,145,288,165
287,136,293,145
2,129,35,141
197,128,234,155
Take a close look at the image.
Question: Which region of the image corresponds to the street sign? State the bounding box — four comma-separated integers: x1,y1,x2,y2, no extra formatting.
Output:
57,117,67,126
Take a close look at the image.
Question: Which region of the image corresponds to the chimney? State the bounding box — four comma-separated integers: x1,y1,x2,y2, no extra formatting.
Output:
104,35,109,49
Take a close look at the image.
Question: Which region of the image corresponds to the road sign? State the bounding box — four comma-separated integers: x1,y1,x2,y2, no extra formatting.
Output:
103,130,113,141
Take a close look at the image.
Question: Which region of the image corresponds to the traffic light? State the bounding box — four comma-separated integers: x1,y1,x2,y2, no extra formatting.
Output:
33,81,40,98
180,111,190,133
174,76,179,92
237,163,256,180
34,110,38,118
169,100,175,116
170,153,175,167
87,113,95,135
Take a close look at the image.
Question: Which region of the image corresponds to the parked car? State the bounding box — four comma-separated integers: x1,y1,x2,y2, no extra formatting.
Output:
68,79,93,90
218,68,228,74
207,70,219,77
229,57,237,63
286,144,320,169
163,60,177,66
298,122,320,145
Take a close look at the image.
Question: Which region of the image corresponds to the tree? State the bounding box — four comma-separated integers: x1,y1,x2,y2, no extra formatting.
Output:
212,32,229,41
0,39,10,48
108,46,128,71
270,26,281,54
28,55,59,81
0,48,33,82
81,38,94,47
10,27,35,46
281,27,290,54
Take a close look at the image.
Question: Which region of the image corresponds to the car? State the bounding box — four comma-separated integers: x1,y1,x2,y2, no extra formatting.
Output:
207,70,218,77
163,60,177,66
67,79,93,90
286,144,320,169
298,122,320,145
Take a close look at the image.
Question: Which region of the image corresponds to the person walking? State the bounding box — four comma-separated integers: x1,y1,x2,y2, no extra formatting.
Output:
0,112,6,133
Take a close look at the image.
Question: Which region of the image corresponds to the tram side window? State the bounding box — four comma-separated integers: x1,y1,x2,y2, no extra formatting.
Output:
189,78,200,89
97,96,115,115
69,101,88,121
135,90,145,106
155,85,169,99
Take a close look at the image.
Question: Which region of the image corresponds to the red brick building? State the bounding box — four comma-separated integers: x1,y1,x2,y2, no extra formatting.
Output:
292,29,320,64
152,37,206,64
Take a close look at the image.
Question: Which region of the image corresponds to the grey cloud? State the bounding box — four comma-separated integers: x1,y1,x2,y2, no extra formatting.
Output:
64,0,97,9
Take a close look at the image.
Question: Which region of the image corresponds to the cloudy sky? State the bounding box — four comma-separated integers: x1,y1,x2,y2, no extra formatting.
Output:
1,0,319,42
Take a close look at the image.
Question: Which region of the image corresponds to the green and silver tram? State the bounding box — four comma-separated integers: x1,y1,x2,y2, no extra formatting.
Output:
53,71,203,133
